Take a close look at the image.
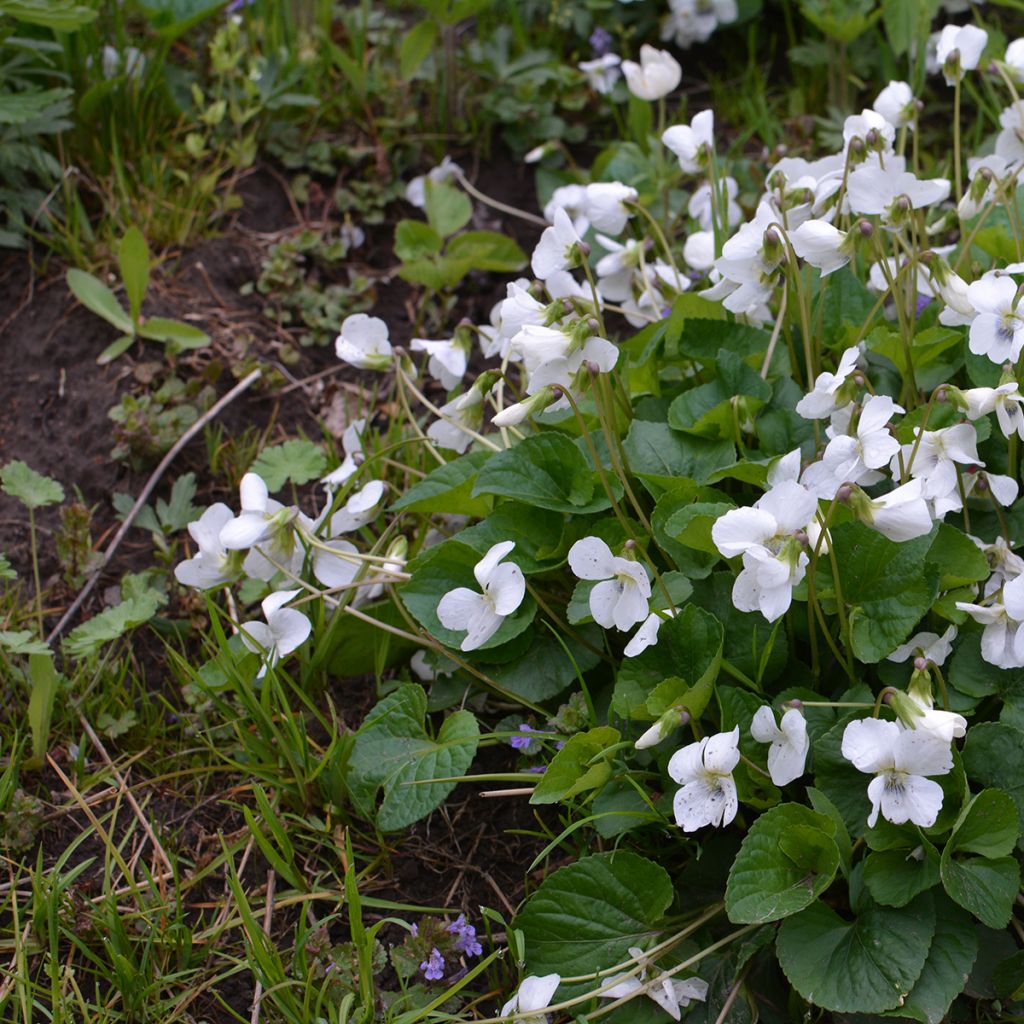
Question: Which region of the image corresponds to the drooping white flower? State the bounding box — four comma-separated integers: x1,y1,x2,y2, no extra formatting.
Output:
1005,38,1024,82
888,626,957,667
819,394,903,490
600,949,708,1021
543,184,590,235
973,536,1024,595
873,81,916,128
410,337,467,391
579,53,621,94
312,538,360,589
620,45,681,100
324,480,386,535
532,208,583,281
583,182,638,235
220,473,287,551
175,503,238,589
996,103,1024,166
683,230,716,272
624,609,675,658
896,423,983,500
500,974,561,1024
405,156,462,208
687,176,741,231
934,468,1019,519
668,728,741,831
568,537,651,631
935,23,988,84
436,541,526,651
966,276,1024,365
842,109,896,154
790,219,851,276
240,589,312,678
660,0,737,48
957,574,1024,668
662,110,714,174
841,718,953,828
850,479,934,542
896,689,968,744
335,314,393,370
794,345,862,419
847,166,950,225
750,707,809,786
322,418,366,491
427,388,486,454
711,480,818,622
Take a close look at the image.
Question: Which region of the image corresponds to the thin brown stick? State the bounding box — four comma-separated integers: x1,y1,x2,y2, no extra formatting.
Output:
46,368,262,643
78,713,174,876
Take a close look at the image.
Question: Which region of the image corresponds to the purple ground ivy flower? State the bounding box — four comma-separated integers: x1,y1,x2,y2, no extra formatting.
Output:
420,947,445,981
510,724,538,750
590,27,613,57
447,914,483,958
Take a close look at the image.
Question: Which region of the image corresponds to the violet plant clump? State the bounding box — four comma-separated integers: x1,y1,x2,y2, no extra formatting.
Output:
164,7,1024,1022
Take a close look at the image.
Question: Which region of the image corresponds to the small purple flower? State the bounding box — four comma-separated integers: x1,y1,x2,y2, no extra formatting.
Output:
590,27,613,57
447,914,483,958
410,923,418,938
226,0,256,12
510,724,538,751
915,294,932,316
420,947,445,981
526,765,547,774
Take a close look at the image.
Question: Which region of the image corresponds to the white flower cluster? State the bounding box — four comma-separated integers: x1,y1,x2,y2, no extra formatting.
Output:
174,468,402,674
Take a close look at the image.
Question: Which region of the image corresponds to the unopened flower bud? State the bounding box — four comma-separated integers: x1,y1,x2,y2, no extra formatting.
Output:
913,655,928,672
858,219,873,238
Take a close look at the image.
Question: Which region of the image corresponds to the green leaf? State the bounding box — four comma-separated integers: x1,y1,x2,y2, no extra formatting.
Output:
473,433,619,514
0,630,48,656
0,554,15,581
400,540,536,654
136,0,223,37
137,317,209,351
962,723,1024,829
250,440,327,491
66,268,133,334
63,584,167,659
488,626,601,702
97,335,135,365
424,179,472,239
0,0,96,29
925,523,989,590
993,950,1024,1001
674,319,770,366
118,227,149,325
531,726,620,804
612,605,723,719
458,504,564,574
446,230,527,272
725,803,840,923
399,18,438,78
1,461,64,509
831,522,939,662
390,451,493,517
947,788,1019,859
623,420,736,491
394,219,444,261
940,852,1019,929
667,349,771,438
776,890,936,1013
513,852,673,981
863,839,940,908
27,652,59,766
883,893,978,1024
347,684,479,832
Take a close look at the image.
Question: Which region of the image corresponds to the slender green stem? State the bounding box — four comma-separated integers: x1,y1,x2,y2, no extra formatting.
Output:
953,76,963,203
29,506,42,636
